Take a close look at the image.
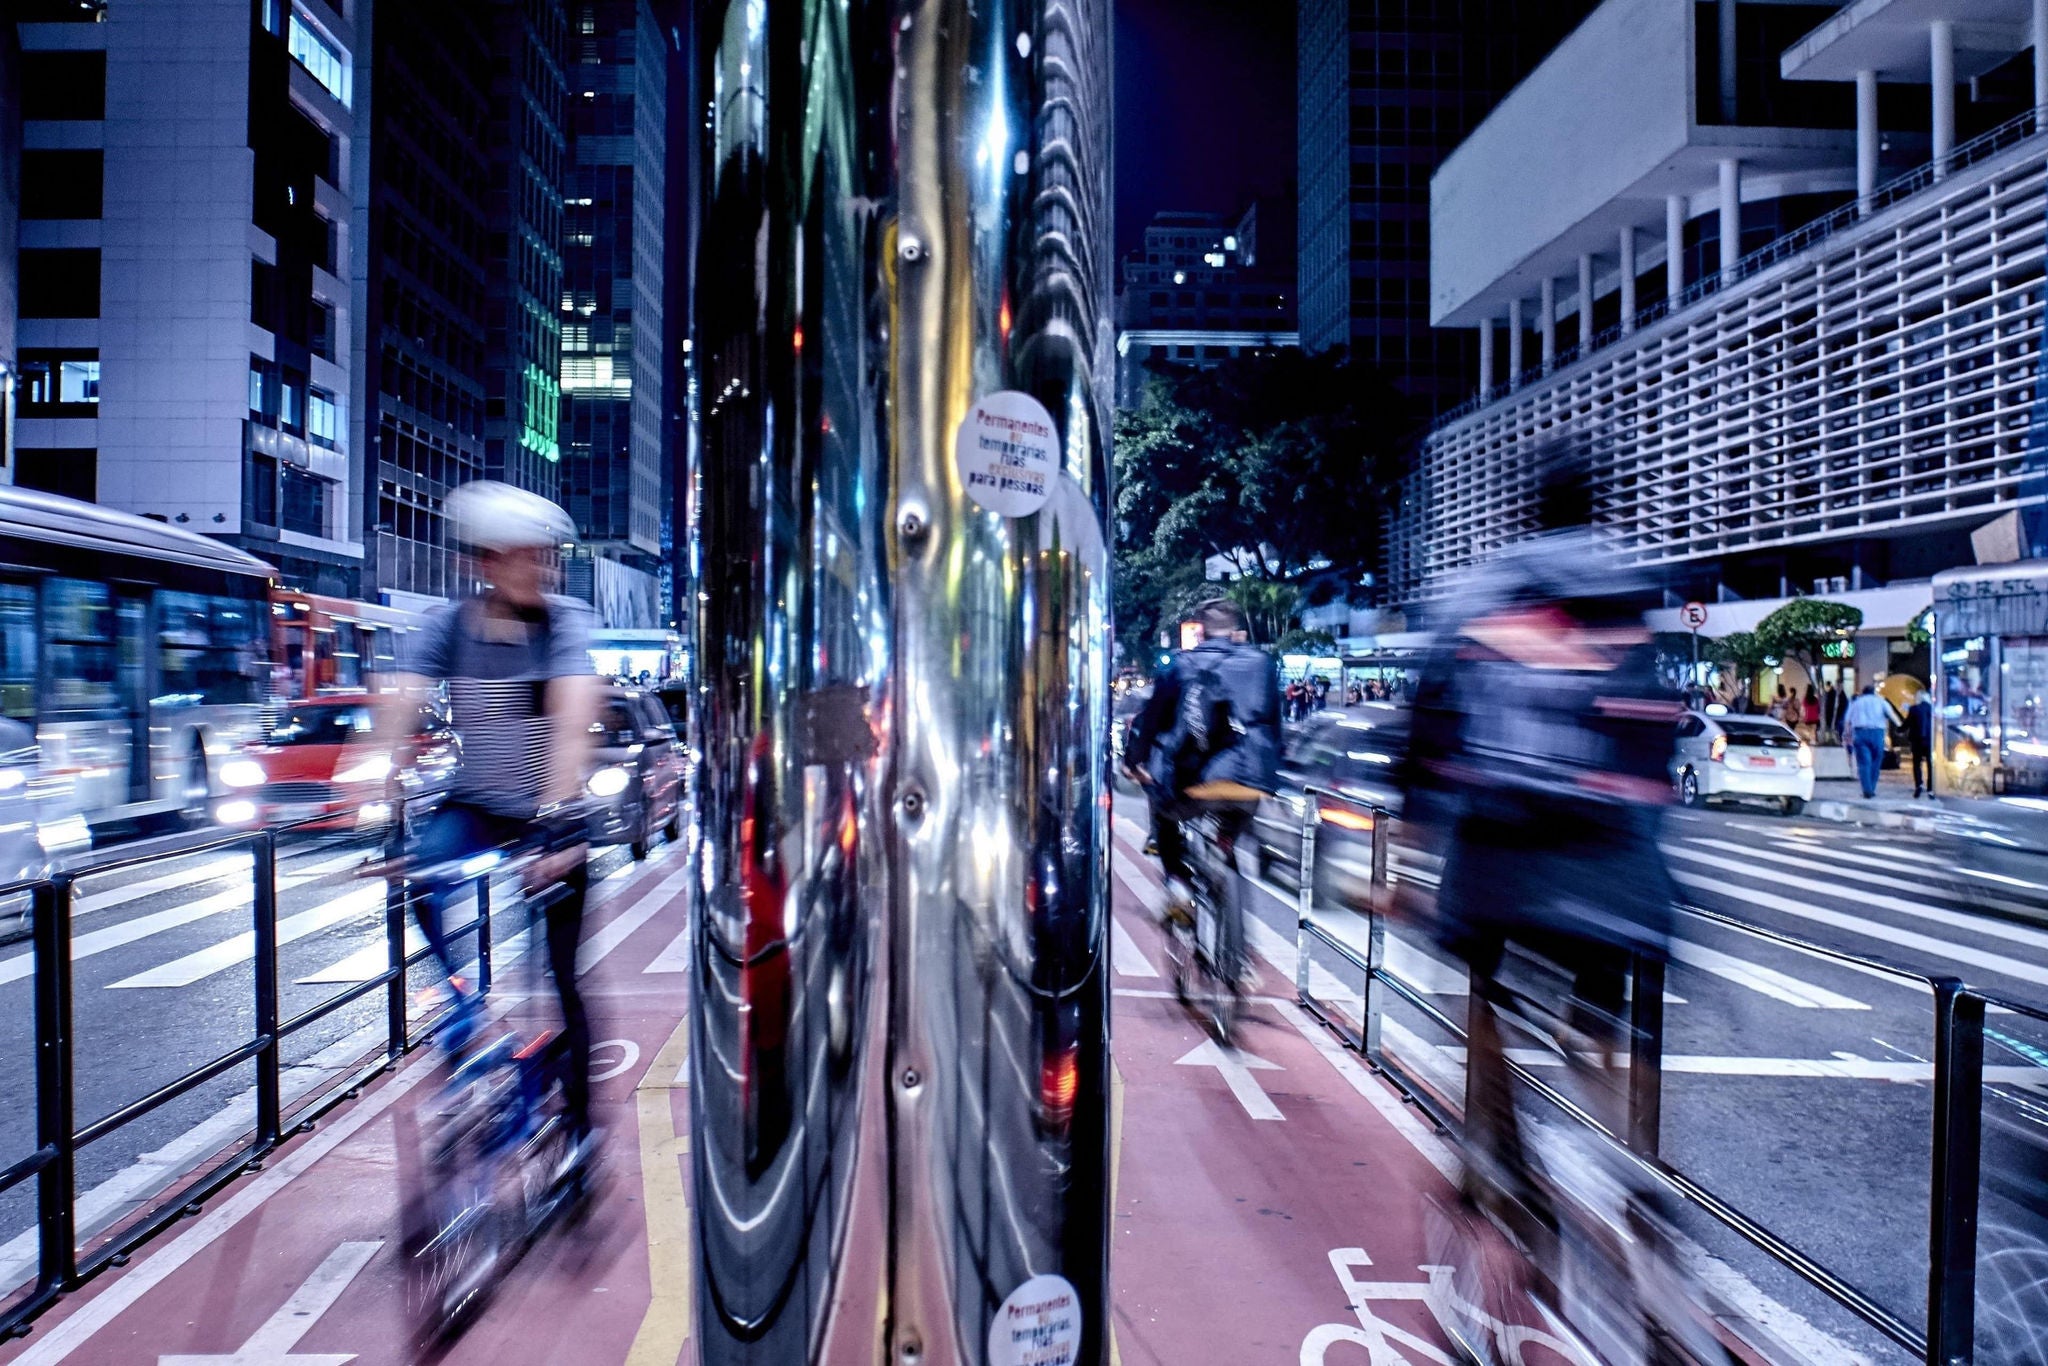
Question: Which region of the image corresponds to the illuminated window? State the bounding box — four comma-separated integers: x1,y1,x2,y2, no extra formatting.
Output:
287,14,350,106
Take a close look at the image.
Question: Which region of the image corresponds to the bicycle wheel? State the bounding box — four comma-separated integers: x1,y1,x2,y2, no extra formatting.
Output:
405,1104,505,1348
1200,877,1240,1044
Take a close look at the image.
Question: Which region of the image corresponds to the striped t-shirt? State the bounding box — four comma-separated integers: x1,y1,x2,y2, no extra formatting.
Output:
401,594,594,818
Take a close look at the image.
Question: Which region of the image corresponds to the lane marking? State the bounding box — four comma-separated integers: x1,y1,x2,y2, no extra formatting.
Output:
590,1038,643,1085
581,866,692,973
1669,938,1870,1010
1110,915,1157,977
1696,837,2048,921
1670,843,2048,956
296,925,425,985
624,1017,693,1366
1852,841,2048,896
1670,863,2048,989
110,887,386,989
0,853,371,988
158,1238,381,1365
75,855,250,916
1174,1039,1283,1121
2,852,680,1365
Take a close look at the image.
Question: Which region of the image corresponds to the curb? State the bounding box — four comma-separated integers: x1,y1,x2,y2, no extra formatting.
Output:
1805,798,1941,833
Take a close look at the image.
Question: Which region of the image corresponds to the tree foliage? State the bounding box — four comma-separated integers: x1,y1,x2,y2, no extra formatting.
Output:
1756,599,1863,687
1706,631,1773,701
1276,628,1339,656
1114,350,1411,584
1225,579,1300,645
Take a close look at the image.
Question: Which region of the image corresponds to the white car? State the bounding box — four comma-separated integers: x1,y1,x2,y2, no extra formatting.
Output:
1672,710,1814,815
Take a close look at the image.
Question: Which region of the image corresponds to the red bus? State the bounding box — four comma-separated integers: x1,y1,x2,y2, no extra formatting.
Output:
267,590,423,701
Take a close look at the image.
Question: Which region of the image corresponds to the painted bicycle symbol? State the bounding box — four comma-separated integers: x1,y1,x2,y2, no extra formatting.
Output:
1299,1247,1583,1365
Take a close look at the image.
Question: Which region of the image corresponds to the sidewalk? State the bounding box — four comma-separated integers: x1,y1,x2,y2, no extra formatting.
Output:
0,832,1507,1365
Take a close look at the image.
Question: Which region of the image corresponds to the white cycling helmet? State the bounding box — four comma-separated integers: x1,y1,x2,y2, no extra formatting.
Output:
444,480,576,553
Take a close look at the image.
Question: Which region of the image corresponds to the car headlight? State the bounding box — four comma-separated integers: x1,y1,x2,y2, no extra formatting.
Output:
219,759,268,789
0,768,26,792
334,753,393,785
587,765,631,798
214,799,257,825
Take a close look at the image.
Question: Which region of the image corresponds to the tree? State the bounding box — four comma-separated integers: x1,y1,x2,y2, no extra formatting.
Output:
1224,578,1299,645
1114,351,1411,588
1756,599,1863,692
1706,631,1774,705
1276,628,1338,656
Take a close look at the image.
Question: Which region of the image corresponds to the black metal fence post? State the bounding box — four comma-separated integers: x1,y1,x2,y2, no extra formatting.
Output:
384,801,408,1058
1628,952,1665,1159
475,874,493,998
251,831,281,1150
1928,981,1984,1366
33,878,77,1292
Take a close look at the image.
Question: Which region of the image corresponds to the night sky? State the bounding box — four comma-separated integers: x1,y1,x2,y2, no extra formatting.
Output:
1114,0,1295,261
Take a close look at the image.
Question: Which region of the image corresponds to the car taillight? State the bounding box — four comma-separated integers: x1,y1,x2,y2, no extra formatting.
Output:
1709,734,1727,763
1797,742,1813,769
1040,1045,1079,1133
1319,805,1374,833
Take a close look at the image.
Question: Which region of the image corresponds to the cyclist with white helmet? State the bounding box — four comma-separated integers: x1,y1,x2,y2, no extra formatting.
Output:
380,481,600,1157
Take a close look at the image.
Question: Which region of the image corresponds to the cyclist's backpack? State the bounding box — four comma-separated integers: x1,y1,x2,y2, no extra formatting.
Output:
1168,650,1245,790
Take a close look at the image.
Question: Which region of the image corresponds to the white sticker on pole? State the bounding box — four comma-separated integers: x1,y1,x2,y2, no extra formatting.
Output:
956,389,1057,518
988,1272,1082,1366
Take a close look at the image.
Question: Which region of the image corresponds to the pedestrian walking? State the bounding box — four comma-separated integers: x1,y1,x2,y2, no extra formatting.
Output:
1801,685,1821,741
1820,682,1840,742
1907,689,1935,798
1844,683,1891,799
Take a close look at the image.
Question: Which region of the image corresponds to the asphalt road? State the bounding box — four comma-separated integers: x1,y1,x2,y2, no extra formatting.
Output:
1178,797,2048,1366
0,830,659,1301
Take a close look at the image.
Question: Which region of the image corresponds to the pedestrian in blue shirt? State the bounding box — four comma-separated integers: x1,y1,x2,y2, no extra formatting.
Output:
1843,684,1892,798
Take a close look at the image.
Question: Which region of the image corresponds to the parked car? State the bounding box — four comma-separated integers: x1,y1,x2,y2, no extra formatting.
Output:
586,688,685,859
215,696,458,835
1250,703,1408,899
1671,710,1813,814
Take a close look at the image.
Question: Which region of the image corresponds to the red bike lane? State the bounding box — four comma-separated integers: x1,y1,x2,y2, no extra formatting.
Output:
1,831,1512,1366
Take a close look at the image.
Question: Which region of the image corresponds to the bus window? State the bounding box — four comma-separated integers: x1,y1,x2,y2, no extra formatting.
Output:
46,579,118,713
159,592,260,705
0,583,33,720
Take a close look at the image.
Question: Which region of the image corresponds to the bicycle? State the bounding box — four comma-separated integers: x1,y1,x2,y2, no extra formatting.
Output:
1429,966,1747,1366
1160,783,1262,1044
386,838,598,1349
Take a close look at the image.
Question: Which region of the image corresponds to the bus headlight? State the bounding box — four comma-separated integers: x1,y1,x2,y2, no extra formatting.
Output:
219,759,267,789
588,765,631,798
215,799,257,825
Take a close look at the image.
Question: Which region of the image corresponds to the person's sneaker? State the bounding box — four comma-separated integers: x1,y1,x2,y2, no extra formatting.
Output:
1142,837,1159,856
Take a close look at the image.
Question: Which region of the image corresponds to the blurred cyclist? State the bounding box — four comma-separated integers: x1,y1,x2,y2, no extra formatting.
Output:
379,481,600,1159
1403,441,1681,1262
1124,597,1282,907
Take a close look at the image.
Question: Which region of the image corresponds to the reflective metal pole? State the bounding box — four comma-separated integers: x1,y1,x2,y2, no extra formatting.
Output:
686,0,1113,1359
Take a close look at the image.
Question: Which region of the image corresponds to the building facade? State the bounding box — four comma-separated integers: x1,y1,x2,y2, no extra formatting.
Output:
15,0,366,594
481,0,570,502
560,0,666,625
1402,0,2048,676
357,0,494,607
1116,204,1298,407
1296,0,1598,413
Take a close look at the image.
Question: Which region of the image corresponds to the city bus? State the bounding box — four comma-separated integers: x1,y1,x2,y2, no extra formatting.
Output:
267,589,423,700
1,483,276,840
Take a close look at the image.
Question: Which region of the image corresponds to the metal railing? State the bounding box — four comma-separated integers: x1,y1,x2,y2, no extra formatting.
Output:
1433,107,2046,431
0,799,486,1341
1291,785,2030,1366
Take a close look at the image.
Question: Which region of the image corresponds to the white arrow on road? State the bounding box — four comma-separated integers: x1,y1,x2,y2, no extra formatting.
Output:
159,1240,381,1365
1175,1038,1284,1121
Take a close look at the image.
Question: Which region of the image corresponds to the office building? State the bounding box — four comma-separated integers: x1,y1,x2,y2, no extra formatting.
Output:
1116,203,1298,407
0,15,20,487
356,0,494,608
1296,0,1597,413
15,0,366,593
1401,0,2048,671
560,0,666,628
481,0,570,503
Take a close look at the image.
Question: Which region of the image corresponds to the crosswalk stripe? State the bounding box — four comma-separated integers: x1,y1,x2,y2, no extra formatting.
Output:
580,865,692,972
0,851,373,988
109,886,385,988
1671,868,2048,989
1669,937,1869,1009
74,855,249,916
1668,844,2048,957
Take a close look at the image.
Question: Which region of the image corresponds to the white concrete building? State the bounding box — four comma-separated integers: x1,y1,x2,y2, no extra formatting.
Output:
15,0,364,593
1403,0,2048,639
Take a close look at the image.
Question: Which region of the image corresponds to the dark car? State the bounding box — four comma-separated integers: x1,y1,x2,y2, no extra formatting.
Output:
1250,703,1408,896
586,688,685,858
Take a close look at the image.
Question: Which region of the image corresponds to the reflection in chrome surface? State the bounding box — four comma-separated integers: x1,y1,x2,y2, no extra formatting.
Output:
686,0,1113,1360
